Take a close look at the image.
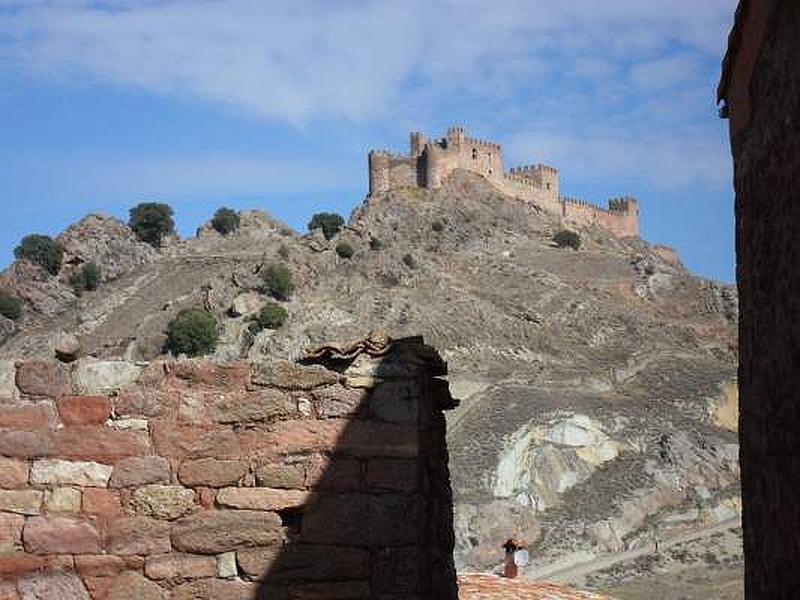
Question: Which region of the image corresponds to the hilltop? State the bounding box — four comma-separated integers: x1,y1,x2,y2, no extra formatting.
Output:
0,170,740,598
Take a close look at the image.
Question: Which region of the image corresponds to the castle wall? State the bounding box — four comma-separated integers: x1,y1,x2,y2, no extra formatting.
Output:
561,197,638,238
369,151,418,196
0,337,458,599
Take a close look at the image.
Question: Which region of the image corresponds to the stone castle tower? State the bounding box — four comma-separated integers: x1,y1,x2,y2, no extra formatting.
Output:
368,126,639,238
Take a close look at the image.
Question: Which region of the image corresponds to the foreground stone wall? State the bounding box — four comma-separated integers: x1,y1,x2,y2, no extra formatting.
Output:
0,337,457,599
721,1,798,597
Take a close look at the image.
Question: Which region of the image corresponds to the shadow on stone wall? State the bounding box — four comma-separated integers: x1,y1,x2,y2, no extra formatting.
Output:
251,336,459,599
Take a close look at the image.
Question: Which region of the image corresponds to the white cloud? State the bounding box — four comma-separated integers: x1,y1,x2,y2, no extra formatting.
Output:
0,0,738,190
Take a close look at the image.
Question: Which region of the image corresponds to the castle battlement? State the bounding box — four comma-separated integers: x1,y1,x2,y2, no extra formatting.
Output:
367,127,639,237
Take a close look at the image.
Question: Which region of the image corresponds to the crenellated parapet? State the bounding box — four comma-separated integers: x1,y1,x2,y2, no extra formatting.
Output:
366,127,639,237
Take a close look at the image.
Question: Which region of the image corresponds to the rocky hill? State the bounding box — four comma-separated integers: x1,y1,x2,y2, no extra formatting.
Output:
0,171,741,598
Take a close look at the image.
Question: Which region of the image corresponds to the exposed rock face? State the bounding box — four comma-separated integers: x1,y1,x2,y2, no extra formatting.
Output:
57,213,158,282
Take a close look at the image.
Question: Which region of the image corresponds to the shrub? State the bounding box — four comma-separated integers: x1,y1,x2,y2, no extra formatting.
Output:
369,237,384,251
553,229,581,250
431,220,445,232
211,207,241,236
278,244,290,259
402,253,416,269
0,291,22,321
307,212,344,240
249,302,288,332
260,263,294,300
166,308,219,357
336,242,354,259
14,234,64,275
129,202,175,247
69,262,102,295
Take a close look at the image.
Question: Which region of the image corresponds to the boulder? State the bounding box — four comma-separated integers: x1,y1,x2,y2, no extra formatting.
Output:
230,292,263,317
53,332,81,363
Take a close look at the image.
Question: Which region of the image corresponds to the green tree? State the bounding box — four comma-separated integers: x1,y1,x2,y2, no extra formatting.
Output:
14,234,64,275
553,229,581,250
129,202,175,247
260,263,294,300
336,242,354,259
211,207,241,235
166,308,219,357
0,291,22,321
69,262,102,295
307,212,345,240
249,302,288,333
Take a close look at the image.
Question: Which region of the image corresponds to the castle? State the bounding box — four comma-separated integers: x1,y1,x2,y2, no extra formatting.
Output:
368,126,639,238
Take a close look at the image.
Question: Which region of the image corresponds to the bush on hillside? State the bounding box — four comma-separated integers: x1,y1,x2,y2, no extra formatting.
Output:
211,207,241,236
14,234,64,275
129,202,175,247
402,253,417,269
249,302,288,333
336,242,354,259
308,212,344,240
369,237,384,251
166,308,219,357
0,291,22,321
69,262,102,295
431,220,445,232
553,229,581,250
260,263,294,300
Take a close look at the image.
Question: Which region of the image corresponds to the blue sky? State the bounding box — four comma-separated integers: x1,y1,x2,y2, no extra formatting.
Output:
0,0,737,282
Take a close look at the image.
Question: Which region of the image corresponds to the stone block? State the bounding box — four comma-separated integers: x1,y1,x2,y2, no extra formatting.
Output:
0,360,19,400
237,544,370,581
53,332,81,363
107,516,171,555
216,551,237,578
16,571,89,600
216,487,312,511
313,385,367,418
110,456,171,488
73,360,142,394
0,403,55,431
131,485,195,520
254,462,306,489
151,421,241,462
369,381,420,423
15,361,71,398
178,458,247,488
0,553,45,579
113,388,175,418
30,459,112,487
209,389,297,424
240,419,418,459
169,361,250,390
109,417,149,431
302,493,421,547
144,553,217,580
366,458,418,493
44,487,81,514
305,456,362,491
56,395,111,425
253,360,341,391
170,579,254,600
0,581,19,600
81,488,122,519
108,571,167,600
372,547,420,595
23,516,101,554
75,554,143,577
51,427,149,462
0,430,52,459
0,457,29,488
0,512,24,551
171,510,283,554
0,490,42,515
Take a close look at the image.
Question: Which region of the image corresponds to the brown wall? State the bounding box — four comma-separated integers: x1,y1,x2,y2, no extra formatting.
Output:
0,337,458,599
723,1,800,597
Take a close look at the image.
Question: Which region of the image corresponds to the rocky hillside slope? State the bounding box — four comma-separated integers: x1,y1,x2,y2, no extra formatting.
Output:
0,171,740,595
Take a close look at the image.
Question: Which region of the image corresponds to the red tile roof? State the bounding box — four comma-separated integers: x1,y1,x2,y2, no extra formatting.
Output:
458,574,614,599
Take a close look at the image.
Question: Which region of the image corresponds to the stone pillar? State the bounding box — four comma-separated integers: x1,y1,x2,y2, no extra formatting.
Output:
720,2,800,597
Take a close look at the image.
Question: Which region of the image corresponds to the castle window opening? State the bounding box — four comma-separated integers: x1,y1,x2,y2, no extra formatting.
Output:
472,148,477,160
546,183,551,190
